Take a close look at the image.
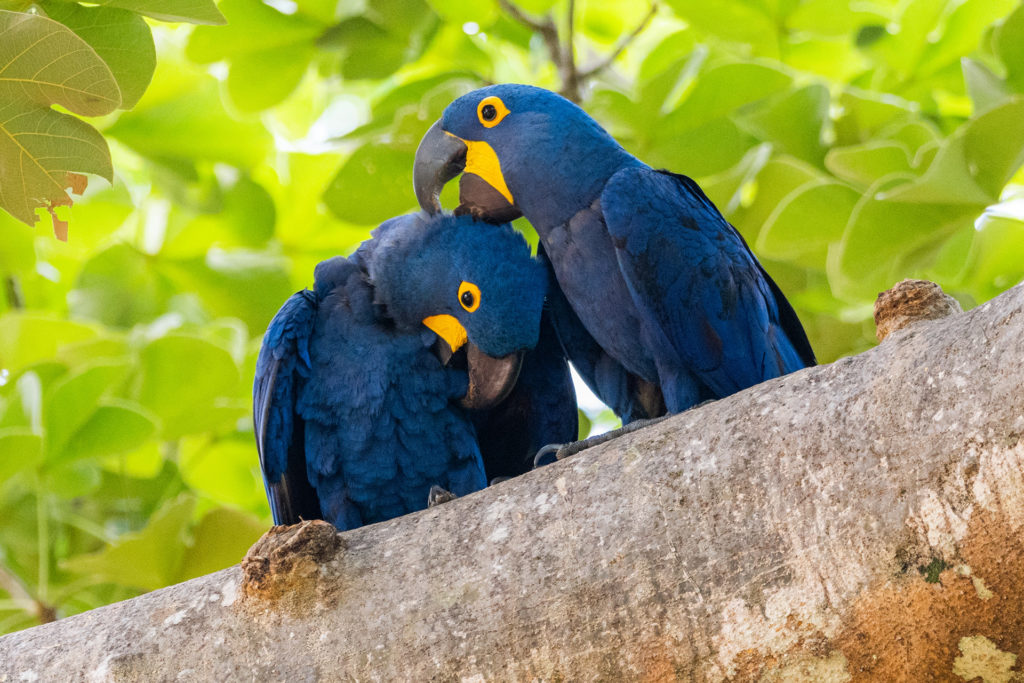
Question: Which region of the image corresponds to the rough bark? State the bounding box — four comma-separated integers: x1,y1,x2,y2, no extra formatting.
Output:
2,282,1023,682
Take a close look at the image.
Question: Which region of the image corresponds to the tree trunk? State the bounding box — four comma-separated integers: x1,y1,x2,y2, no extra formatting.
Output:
2,282,1023,682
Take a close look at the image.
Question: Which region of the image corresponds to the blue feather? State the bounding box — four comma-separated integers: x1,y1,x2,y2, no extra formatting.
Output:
254,212,574,529
436,84,816,418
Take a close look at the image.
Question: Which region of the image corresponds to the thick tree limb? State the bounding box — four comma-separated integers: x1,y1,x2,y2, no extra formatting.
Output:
2,283,1024,681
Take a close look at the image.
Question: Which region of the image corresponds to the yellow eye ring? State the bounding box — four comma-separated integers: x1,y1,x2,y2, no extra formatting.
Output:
459,281,481,312
477,96,510,128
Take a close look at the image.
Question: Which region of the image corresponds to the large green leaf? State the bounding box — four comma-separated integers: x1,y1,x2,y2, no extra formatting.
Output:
0,11,117,232
133,335,242,439
87,0,224,24
63,494,196,591
52,400,157,465
0,11,120,115
186,0,323,111
44,361,129,458
179,435,266,512
0,314,101,372
323,144,416,224
41,2,156,109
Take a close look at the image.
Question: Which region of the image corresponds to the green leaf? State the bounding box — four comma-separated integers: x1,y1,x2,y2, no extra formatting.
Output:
0,11,117,229
994,2,1024,91
91,0,224,25
664,0,779,56
882,98,1024,205
106,61,271,168
187,0,323,61
825,141,915,189
733,156,822,242
962,58,1010,113
133,334,241,439
757,181,860,266
659,61,793,138
186,0,322,110
0,313,100,372
177,507,266,582
963,213,1024,299
319,0,440,80
159,250,294,334
323,144,416,224
63,494,196,591
916,0,1017,78
44,361,129,458
0,100,113,228
735,84,829,165
53,400,157,465
0,11,120,115
179,435,266,511
69,244,170,328
0,428,43,483
41,2,156,109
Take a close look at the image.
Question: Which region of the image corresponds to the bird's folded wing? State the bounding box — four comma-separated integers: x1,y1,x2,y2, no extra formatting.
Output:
602,167,814,399
253,289,322,525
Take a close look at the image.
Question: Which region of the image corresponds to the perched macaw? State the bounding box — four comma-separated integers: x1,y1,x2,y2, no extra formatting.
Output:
413,84,816,422
253,212,567,530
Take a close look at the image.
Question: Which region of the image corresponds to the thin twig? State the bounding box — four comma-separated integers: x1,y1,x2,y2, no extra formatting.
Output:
578,2,659,80
4,275,24,310
562,0,579,101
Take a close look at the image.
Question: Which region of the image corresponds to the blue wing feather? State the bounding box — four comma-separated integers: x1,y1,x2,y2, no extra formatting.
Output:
253,289,321,525
602,167,815,409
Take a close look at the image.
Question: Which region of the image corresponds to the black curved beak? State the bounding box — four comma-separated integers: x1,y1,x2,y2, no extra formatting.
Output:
461,345,523,411
414,119,467,215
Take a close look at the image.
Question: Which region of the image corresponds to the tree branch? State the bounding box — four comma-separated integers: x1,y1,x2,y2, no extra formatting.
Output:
2,282,1023,680
497,0,658,102
578,2,659,81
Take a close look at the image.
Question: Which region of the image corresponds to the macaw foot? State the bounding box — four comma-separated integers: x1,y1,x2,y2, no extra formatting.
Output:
533,415,674,467
489,476,511,485
428,485,457,507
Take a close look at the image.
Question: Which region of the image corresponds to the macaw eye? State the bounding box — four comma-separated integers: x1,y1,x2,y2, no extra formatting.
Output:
476,96,510,128
459,281,481,312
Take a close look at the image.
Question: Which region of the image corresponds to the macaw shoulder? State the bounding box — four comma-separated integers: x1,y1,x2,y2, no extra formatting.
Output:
600,166,732,244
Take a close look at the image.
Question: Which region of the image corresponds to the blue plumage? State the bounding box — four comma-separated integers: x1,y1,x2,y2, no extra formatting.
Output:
415,84,815,420
253,212,564,530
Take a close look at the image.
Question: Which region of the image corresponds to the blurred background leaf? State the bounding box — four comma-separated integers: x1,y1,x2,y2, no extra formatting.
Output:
2,0,1024,635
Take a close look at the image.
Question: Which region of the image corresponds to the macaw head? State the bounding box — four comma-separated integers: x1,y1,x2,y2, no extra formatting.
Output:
413,84,639,228
364,211,547,409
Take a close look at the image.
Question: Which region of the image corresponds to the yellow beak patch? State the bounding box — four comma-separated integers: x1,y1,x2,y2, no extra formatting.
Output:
423,314,468,353
447,132,514,205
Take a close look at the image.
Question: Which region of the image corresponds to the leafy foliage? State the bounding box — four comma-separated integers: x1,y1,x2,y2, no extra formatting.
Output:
1,0,1024,634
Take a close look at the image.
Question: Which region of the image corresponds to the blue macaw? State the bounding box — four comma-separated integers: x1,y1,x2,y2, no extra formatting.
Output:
413,84,815,422
253,212,567,530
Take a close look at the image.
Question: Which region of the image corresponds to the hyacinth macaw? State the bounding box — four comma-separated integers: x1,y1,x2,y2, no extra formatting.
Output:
253,212,571,530
413,84,816,423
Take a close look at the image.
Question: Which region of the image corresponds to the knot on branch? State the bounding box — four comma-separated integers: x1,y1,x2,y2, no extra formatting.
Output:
241,520,343,603
874,279,963,342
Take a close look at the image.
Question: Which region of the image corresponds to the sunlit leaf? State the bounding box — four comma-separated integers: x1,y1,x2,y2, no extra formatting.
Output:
89,0,225,25
41,2,156,109
53,400,157,465
179,435,267,512
0,314,101,372
825,141,915,188
133,335,241,439
0,428,43,483
44,361,129,458
323,144,416,224
0,10,118,230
